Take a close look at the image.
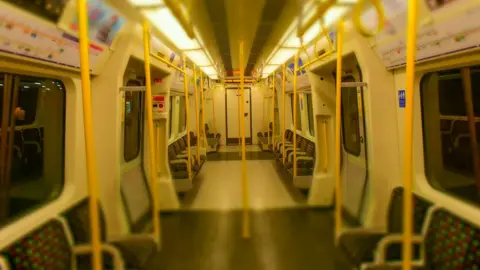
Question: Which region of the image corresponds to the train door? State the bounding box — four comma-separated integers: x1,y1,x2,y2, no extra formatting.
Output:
121,79,152,232
226,88,252,145
340,76,368,223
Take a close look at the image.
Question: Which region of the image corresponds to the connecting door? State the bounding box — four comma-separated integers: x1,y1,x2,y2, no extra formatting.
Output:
340,76,369,224
225,88,252,145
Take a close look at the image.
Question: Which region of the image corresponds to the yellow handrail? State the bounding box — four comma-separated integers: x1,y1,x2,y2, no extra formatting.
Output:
151,54,185,74
272,73,275,148
323,120,328,171
200,76,206,148
240,40,250,239
352,0,385,37
183,54,192,180
142,20,161,245
212,84,216,134
282,64,286,164
334,20,344,240
403,0,418,268
77,0,102,268
293,53,298,177
193,65,200,164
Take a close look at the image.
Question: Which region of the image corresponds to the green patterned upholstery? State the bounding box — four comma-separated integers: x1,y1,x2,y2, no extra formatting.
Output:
1,219,72,270
425,209,480,269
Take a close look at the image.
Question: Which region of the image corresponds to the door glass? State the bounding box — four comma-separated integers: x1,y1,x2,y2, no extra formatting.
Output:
123,80,143,162
341,77,361,156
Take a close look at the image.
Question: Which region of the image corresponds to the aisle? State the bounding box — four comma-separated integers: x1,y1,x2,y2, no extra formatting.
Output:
146,209,351,270
189,160,297,210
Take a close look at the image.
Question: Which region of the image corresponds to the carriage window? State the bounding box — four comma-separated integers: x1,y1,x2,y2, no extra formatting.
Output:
124,81,143,162
168,96,173,138
0,74,65,228
421,67,480,206
341,77,361,156
178,96,186,133
306,93,314,135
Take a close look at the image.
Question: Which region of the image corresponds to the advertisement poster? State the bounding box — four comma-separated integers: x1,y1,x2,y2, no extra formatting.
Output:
0,3,103,70
69,0,125,46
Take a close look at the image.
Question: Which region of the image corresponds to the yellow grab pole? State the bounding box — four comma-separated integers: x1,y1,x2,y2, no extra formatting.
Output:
335,20,344,240
403,0,418,269
77,0,102,268
272,73,275,148
142,21,161,244
293,53,298,177
212,84,217,134
240,40,250,238
193,66,201,164
282,64,286,164
183,54,192,179
238,88,241,147
323,120,329,171
267,77,271,147
200,76,206,148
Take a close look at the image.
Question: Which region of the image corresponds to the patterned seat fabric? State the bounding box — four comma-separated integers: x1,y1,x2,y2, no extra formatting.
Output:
425,209,480,269
1,220,72,270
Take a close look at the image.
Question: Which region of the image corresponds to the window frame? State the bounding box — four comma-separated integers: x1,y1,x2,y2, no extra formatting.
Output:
306,93,314,136
123,80,144,162
0,73,66,228
420,67,480,207
178,96,186,134
340,76,361,156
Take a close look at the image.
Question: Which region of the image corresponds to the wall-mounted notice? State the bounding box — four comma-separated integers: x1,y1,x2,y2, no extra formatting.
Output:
68,0,125,46
0,3,104,71
398,90,405,108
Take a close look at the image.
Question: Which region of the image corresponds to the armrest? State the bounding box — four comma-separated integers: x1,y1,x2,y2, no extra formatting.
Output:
23,141,41,153
454,134,470,148
360,260,424,270
339,227,386,237
286,150,304,162
297,156,313,162
108,233,158,247
73,244,125,270
170,159,188,165
374,234,424,264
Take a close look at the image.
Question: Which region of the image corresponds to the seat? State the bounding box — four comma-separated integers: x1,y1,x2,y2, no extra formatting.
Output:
0,217,125,270
337,187,432,267
361,207,480,269
63,199,157,269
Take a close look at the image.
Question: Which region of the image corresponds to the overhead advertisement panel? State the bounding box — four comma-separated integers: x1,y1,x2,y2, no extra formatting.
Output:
58,0,125,47
0,2,108,74
365,0,480,68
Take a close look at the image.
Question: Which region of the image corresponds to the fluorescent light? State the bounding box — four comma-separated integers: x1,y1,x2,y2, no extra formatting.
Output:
144,8,199,50
269,48,297,65
324,6,349,28
128,0,163,6
209,75,218,80
200,66,217,75
263,65,279,75
185,50,211,67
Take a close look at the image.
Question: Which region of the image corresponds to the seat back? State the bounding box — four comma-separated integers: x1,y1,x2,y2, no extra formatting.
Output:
386,187,432,233
63,199,107,243
306,141,315,158
425,208,480,268
1,219,72,269
168,144,177,160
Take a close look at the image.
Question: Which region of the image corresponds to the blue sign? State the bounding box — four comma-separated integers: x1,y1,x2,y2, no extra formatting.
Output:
287,58,306,76
398,90,406,108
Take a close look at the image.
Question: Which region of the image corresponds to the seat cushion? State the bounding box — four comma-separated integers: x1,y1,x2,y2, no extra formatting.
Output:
338,232,386,266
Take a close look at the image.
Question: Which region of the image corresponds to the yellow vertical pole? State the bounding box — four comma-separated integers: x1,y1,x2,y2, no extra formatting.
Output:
282,64,286,164
334,20,344,240
238,87,241,147
142,20,161,244
240,40,250,238
403,0,418,269
267,77,271,147
212,83,217,134
193,66,201,164
183,54,192,179
272,73,275,148
200,76,206,148
77,0,102,268
293,53,298,177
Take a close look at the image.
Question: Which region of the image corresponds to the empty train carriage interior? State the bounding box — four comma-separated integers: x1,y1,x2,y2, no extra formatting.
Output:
0,0,480,269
